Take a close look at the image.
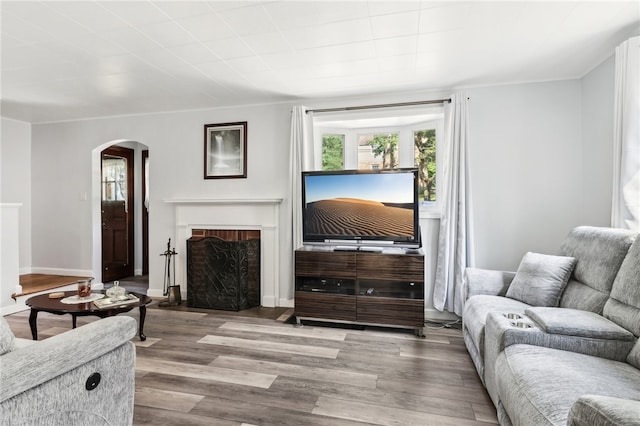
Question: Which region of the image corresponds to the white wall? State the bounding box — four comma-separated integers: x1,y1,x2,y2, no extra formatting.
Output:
1,205,21,312
1,117,32,272
464,59,617,272
24,75,617,306
580,55,615,226
468,80,584,271
31,104,292,299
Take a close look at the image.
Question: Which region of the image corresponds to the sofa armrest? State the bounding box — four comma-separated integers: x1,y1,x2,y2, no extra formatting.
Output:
482,311,637,407
464,268,516,299
0,316,136,402
525,307,635,341
568,395,640,426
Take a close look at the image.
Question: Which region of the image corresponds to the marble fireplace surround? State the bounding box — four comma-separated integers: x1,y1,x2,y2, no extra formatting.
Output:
165,198,283,308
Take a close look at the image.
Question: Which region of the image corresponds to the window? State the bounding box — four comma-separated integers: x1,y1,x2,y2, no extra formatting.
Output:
321,134,344,170
414,129,436,202
101,155,127,201
314,106,443,208
358,133,399,170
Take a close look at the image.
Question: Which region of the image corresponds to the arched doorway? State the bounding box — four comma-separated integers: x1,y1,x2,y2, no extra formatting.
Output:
92,140,149,286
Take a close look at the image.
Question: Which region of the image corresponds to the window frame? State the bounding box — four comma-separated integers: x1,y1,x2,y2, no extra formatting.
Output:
315,117,443,214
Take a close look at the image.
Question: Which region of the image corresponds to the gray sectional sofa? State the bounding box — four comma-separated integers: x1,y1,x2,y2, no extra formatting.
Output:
0,316,137,425
462,226,640,425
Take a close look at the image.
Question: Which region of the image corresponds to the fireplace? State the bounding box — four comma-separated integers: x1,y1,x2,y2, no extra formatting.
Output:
187,229,260,311
165,198,284,308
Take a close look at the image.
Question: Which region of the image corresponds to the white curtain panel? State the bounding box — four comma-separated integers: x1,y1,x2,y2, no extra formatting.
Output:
612,36,640,232
289,106,315,250
433,93,475,316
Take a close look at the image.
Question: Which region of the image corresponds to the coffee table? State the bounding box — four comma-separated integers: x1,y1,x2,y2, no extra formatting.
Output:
26,291,152,341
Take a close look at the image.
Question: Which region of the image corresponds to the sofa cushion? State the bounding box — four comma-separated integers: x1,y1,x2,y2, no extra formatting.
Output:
464,268,516,299
525,307,635,341
13,338,36,349
627,340,640,370
604,238,640,337
505,252,575,307
558,226,636,313
558,280,611,315
568,395,640,426
496,344,640,426
0,316,15,355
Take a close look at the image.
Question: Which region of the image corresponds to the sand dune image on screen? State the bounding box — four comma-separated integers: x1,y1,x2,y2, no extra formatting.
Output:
305,198,413,237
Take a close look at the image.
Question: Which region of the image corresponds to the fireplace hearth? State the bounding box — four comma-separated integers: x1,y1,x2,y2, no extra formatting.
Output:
187,229,260,311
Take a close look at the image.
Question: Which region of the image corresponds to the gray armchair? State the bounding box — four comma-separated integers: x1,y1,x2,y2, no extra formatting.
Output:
0,315,136,425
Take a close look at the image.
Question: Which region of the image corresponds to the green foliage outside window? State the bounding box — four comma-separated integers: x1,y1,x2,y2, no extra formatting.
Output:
322,134,344,170
322,129,436,202
415,129,436,201
366,133,398,169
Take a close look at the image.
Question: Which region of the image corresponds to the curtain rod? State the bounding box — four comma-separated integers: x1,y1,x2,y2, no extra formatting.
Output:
306,98,450,114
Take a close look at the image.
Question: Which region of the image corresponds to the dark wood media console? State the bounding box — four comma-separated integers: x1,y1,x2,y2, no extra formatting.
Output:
294,247,425,336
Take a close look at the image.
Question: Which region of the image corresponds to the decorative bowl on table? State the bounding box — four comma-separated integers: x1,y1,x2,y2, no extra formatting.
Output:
106,280,127,301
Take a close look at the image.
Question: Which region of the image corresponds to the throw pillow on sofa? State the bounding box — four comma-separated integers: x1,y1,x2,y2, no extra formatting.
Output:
506,252,576,307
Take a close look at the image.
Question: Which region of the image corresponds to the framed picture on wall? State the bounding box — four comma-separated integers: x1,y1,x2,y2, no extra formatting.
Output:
204,121,247,179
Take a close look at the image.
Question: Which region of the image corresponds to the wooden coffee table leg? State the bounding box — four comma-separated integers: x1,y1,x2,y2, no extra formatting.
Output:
139,305,147,341
29,309,38,340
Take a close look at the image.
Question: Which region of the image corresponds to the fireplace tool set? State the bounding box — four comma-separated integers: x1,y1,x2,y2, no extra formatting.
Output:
159,238,181,307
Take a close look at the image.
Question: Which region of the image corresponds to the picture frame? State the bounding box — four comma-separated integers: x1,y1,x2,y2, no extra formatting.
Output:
204,121,247,179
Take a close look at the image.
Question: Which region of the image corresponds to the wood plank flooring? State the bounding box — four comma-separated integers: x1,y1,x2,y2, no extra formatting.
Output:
14,274,92,297
4,303,497,425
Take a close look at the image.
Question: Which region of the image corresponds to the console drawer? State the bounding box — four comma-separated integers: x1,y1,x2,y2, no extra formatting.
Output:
357,297,424,327
356,253,424,281
295,291,357,321
295,251,356,279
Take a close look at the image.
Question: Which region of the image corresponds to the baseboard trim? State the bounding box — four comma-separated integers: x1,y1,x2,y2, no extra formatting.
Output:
261,296,276,308
424,308,459,321
1,303,30,316
144,291,295,310
2,282,76,316
278,298,294,308
147,288,167,298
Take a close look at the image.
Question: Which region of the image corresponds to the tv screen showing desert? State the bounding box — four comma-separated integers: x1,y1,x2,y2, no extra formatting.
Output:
303,173,415,239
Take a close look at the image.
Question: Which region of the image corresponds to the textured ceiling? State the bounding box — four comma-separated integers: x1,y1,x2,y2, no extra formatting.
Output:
1,1,639,123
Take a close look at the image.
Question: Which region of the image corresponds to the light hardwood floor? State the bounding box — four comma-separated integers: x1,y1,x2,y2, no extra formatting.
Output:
15,274,93,297
5,303,498,425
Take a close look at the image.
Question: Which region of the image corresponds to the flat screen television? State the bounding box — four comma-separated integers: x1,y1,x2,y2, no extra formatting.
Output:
301,168,420,249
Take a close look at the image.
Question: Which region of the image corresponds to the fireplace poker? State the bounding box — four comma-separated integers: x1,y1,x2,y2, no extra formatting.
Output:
159,238,181,307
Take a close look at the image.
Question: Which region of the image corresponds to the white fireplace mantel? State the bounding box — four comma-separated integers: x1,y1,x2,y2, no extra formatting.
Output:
164,198,284,308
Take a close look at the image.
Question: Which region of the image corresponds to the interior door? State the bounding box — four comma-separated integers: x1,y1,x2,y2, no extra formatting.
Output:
102,146,134,282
